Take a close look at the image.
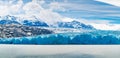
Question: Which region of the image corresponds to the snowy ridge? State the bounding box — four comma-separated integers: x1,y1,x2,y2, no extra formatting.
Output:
0,15,95,29
0,15,49,27
58,20,94,29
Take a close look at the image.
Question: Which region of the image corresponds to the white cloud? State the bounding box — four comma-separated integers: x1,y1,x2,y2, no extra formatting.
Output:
49,2,66,12
10,0,23,14
96,0,120,7
38,10,63,25
77,19,111,25
71,18,120,30
91,23,120,30
0,0,23,16
23,1,43,14
0,6,9,16
61,17,74,22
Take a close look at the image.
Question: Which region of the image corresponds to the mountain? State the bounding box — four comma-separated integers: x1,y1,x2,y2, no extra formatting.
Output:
0,15,94,29
22,20,48,27
58,21,94,29
0,15,20,24
0,15,49,27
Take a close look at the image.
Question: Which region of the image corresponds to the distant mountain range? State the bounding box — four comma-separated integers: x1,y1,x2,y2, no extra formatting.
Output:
0,15,49,27
0,15,94,29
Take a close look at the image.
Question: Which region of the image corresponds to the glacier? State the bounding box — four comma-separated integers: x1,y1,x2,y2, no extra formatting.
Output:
0,30,120,44
0,15,120,44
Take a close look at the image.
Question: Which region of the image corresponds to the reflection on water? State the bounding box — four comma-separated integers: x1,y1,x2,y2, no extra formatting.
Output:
16,52,102,58
0,45,120,58
16,54,97,58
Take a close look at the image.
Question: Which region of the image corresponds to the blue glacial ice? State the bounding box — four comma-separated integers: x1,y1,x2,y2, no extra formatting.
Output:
0,30,120,44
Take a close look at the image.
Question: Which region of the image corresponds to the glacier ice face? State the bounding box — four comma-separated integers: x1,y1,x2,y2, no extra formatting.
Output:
0,30,120,44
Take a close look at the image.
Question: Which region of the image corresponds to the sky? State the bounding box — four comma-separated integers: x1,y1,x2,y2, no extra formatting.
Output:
0,0,120,30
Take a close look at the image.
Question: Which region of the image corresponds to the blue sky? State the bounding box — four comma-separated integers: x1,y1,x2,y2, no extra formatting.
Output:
0,0,120,30
47,0,120,24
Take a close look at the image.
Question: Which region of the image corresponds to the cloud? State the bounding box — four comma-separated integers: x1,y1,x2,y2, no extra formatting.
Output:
91,23,120,30
73,18,120,30
0,0,23,16
61,17,74,22
96,0,120,7
38,10,63,25
23,0,43,14
49,2,66,12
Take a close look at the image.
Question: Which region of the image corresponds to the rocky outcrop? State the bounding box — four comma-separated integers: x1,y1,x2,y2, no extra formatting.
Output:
0,24,53,38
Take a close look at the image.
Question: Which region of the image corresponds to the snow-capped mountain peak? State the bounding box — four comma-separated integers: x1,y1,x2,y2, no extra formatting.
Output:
0,15,95,29
58,20,94,29
0,15,16,20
